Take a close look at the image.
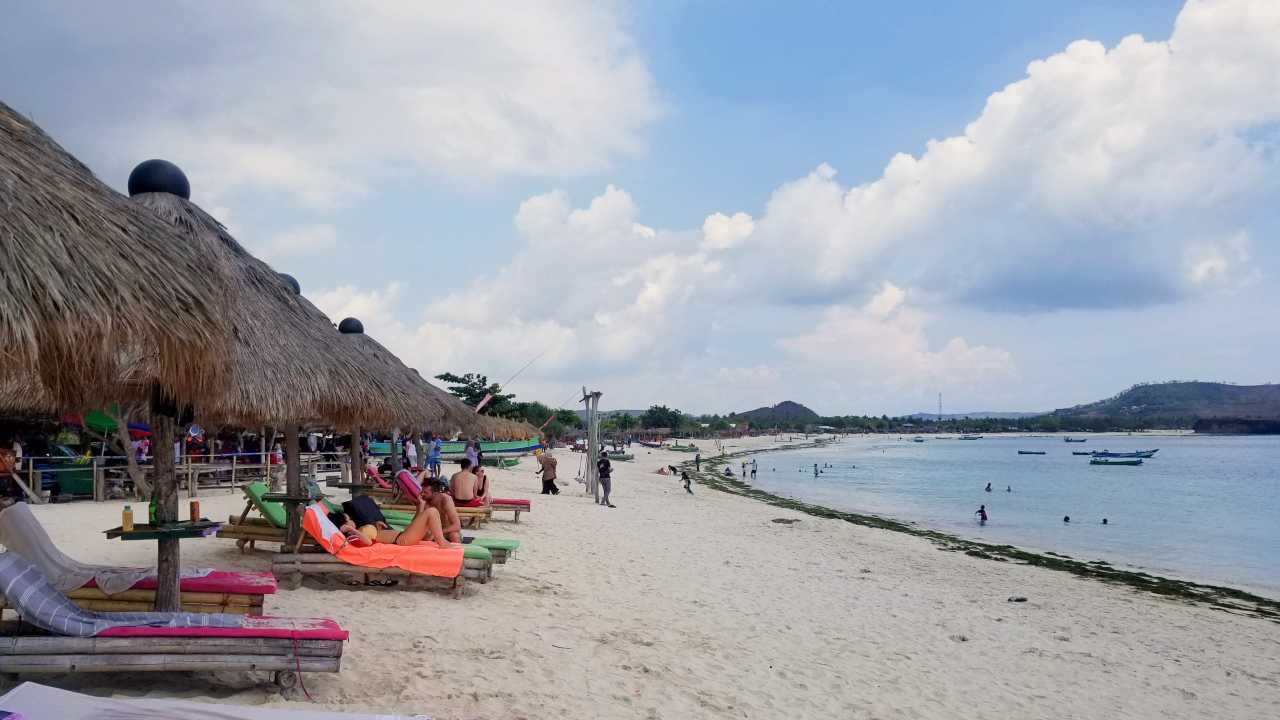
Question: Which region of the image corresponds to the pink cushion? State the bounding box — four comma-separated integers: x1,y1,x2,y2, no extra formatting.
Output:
99,616,348,641
492,498,531,508
81,571,278,595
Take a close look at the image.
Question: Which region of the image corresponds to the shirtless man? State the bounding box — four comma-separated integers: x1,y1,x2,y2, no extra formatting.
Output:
449,458,484,507
420,478,463,543
328,494,451,549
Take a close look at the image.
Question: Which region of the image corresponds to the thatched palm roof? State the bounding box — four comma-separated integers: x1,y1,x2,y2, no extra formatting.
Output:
341,328,510,437
0,102,232,410
130,192,406,429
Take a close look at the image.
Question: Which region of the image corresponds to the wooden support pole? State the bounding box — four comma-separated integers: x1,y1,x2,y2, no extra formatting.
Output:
92,458,103,502
151,414,180,612
349,428,362,484
283,422,303,549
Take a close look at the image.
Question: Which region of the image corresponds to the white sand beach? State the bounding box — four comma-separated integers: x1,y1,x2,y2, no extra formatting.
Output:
6,436,1279,719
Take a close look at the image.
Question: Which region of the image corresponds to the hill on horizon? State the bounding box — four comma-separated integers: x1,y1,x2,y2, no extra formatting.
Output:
1049,381,1280,423
735,401,820,426
909,411,1043,421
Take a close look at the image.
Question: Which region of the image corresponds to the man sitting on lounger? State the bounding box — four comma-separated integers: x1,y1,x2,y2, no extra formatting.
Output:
421,477,464,543
326,495,452,549
450,458,485,508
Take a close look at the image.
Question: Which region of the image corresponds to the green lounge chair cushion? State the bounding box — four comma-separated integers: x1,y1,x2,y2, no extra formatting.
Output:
244,482,287,528
469,537,521,552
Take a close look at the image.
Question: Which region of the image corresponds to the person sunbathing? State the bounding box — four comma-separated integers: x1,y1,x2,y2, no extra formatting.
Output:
326,495,452,549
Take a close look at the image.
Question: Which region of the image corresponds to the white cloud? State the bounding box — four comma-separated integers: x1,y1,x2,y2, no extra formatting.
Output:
738,0,1280,310
778,284,1016,400
701,212,755,251
256,225,340,264
0,2,661,205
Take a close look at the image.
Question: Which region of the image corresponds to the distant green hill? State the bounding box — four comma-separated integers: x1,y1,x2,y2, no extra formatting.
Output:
737,401,820,426
1050,382,1280,425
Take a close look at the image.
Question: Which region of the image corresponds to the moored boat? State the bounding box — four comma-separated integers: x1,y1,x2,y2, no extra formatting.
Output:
1092,449,1158,459
1064,437,1087,443
1017,450,1046,455
1090,458,1143,466
912,437,926,443
1071,451,1092,456
959,435,982,440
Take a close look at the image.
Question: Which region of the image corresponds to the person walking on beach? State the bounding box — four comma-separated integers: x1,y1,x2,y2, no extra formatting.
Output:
536,451,559,495
681,471,693,494
813,463,819,478
464,439,479,469
597,451,615,508
694,453,701,471
975,505,988,526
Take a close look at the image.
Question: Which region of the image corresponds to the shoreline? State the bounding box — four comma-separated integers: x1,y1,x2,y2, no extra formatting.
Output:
681,437,1280,622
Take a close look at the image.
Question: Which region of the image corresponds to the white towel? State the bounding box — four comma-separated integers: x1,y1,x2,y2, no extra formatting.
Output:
0,502,210,596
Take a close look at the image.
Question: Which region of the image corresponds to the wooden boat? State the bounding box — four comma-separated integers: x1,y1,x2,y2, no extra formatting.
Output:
1071,451,1092,456
1092,449,1158,459
1064,437,1087,443
604,451,634,461
1090,458,1143,466
959,435,982,440
1017,450,1046,455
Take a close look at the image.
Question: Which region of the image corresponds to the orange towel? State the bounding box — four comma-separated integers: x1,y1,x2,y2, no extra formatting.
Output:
303,503,463,578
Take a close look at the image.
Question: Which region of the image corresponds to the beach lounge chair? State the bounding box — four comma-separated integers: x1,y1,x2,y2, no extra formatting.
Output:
0,553,345,693
219,482,516,564
330,495,520,564
271,504,490,595
0,503,275,614
489,497,532,523
386,471,491,528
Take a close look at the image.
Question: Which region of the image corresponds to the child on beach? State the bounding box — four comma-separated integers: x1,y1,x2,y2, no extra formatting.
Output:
975,505,988,526
682,471,693,494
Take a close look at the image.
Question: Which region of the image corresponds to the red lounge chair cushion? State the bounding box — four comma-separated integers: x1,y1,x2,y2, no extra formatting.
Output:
81,570,278,595
492,498,531,508
99,616,348,641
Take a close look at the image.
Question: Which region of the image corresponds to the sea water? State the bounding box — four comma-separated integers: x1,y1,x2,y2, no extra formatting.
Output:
741,434,1280,597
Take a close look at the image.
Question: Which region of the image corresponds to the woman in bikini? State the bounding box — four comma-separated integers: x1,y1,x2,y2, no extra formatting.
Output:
327,495,453,549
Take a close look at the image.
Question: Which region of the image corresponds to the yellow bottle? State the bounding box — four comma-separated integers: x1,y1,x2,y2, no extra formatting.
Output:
122,505,134,532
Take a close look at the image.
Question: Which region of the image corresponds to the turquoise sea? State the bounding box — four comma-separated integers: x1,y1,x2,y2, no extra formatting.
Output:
740,434,1279,597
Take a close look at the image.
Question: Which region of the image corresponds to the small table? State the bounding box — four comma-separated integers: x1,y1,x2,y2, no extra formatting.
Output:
104,520,222,541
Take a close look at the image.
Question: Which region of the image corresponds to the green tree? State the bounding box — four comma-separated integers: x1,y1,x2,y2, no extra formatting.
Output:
434,372,516,415
640,405,686,430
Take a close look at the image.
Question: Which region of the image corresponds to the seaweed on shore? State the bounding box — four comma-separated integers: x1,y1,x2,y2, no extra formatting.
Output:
684,440,1280,623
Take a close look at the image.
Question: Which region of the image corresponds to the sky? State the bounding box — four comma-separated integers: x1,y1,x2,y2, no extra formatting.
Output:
2,0,1278,416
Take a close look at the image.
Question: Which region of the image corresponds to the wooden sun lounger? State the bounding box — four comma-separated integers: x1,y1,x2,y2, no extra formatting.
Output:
379,502,492,528
0,619,344,695
271,548,491,598
489,499,531,523
0,571,274,616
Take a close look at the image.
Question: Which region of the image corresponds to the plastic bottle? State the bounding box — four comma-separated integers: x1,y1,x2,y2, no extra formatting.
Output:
122,505,134,532
189,500,200,522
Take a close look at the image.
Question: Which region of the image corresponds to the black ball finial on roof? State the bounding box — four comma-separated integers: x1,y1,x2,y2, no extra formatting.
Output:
338,317,364,334
127,159,191,199
278,273,301,295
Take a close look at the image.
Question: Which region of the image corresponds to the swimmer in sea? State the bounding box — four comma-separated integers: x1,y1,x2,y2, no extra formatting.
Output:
975,505,988,526
984,482,992,492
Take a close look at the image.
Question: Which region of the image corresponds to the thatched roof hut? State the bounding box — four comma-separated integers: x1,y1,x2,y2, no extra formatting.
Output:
337,321,508,437
130,191,405,429
0,102,232,410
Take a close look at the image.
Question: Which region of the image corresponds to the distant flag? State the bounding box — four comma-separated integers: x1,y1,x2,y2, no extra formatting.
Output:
474,393,494,414
538,415,556,430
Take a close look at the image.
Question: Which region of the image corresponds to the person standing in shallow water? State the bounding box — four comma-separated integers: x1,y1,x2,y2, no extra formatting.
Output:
975,505,988,526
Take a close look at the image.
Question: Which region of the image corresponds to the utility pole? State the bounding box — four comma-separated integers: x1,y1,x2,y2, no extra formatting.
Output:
581,387,603,502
